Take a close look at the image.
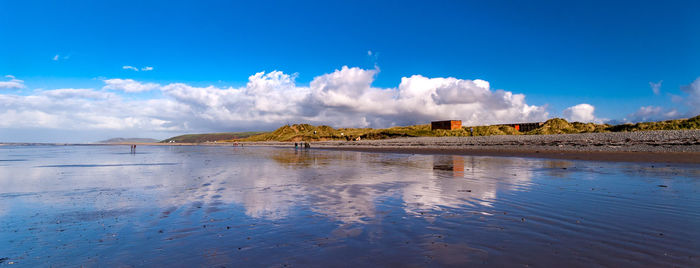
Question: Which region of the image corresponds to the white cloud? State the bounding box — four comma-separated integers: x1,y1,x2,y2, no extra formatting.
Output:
625,106,679,122
0,87,184,132
680,77,700,114
157,66,548,129
624,76,700,123
53,54,70,61
122,65,139,71
0,75,25,89
649,80,662,95
41,88,116,100
562,103,604,123
122,65,154,72
0,67,551,141
102,78,160,92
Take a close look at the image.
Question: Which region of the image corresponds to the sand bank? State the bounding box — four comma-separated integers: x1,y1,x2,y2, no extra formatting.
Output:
242,130,700,164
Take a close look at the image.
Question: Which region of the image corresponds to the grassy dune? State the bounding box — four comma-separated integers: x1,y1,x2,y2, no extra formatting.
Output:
607,115,700,132
233,119,606,142
170,115,700,143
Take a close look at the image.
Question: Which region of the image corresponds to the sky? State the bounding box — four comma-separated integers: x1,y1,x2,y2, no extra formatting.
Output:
1,0,698,142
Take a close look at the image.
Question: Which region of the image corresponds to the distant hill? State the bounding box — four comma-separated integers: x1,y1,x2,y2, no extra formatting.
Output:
161,132,264,143
174,114,700,143
232,115,700,142
99,138,160,144
237,123,522,142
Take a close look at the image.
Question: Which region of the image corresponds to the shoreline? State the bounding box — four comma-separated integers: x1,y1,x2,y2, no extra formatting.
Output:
3,130,699,164
3,142,698,164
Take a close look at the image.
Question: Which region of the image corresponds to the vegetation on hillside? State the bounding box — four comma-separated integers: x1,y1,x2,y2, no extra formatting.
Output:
236,123,527,142
527,118,609,135
607,115,700,132
234,118,613,142
161,132,264,143
166,115,700,143
242,124,347,142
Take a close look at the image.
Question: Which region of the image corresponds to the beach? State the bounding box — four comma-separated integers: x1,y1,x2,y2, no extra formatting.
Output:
1,145,699,266
15,130,695,163
232,130,700,164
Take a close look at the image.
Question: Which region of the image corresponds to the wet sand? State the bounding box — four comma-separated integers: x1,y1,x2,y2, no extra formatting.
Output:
1,145,699,267
314,147,700,164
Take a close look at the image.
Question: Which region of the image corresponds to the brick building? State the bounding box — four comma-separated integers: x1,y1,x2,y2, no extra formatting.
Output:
431,120,462,130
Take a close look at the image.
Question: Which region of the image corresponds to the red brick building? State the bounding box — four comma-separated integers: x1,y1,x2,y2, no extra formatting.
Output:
431,120,462,130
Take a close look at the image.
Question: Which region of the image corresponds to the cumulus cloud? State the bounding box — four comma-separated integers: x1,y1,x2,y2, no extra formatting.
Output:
0,66,551,140
147,66,548,130
302,66,547,127
649,80,662,95
0,88,183,131
562,103,604,123
0,75,25,89
102,78,160,92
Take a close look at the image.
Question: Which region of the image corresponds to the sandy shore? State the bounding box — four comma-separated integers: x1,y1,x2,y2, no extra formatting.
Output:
8,130,697,163
240,130,700,164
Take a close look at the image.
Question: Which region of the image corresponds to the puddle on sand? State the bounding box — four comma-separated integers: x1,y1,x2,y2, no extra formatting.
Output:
0,145,699,267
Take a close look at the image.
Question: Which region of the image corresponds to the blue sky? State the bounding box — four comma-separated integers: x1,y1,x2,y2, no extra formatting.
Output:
1,1,698,142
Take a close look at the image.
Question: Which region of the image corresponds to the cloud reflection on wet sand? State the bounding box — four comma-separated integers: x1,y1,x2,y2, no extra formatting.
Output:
0,145,698,267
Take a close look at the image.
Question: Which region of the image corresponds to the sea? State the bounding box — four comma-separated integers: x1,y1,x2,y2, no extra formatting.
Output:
1,145,699,267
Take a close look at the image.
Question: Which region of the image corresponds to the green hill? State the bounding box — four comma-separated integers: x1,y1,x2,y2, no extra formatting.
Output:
526,118,609,135
167,114,700,143
242,124,350,142
607,115,700,132
238,123,525,142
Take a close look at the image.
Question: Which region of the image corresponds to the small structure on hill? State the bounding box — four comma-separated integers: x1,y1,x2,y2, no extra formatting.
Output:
499,122,544,132
431,120,462,130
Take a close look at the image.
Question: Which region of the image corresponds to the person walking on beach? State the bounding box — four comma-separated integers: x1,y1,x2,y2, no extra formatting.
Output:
470,127,474,136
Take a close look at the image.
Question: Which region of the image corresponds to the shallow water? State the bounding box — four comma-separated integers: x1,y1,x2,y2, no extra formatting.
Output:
1,145,699,267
